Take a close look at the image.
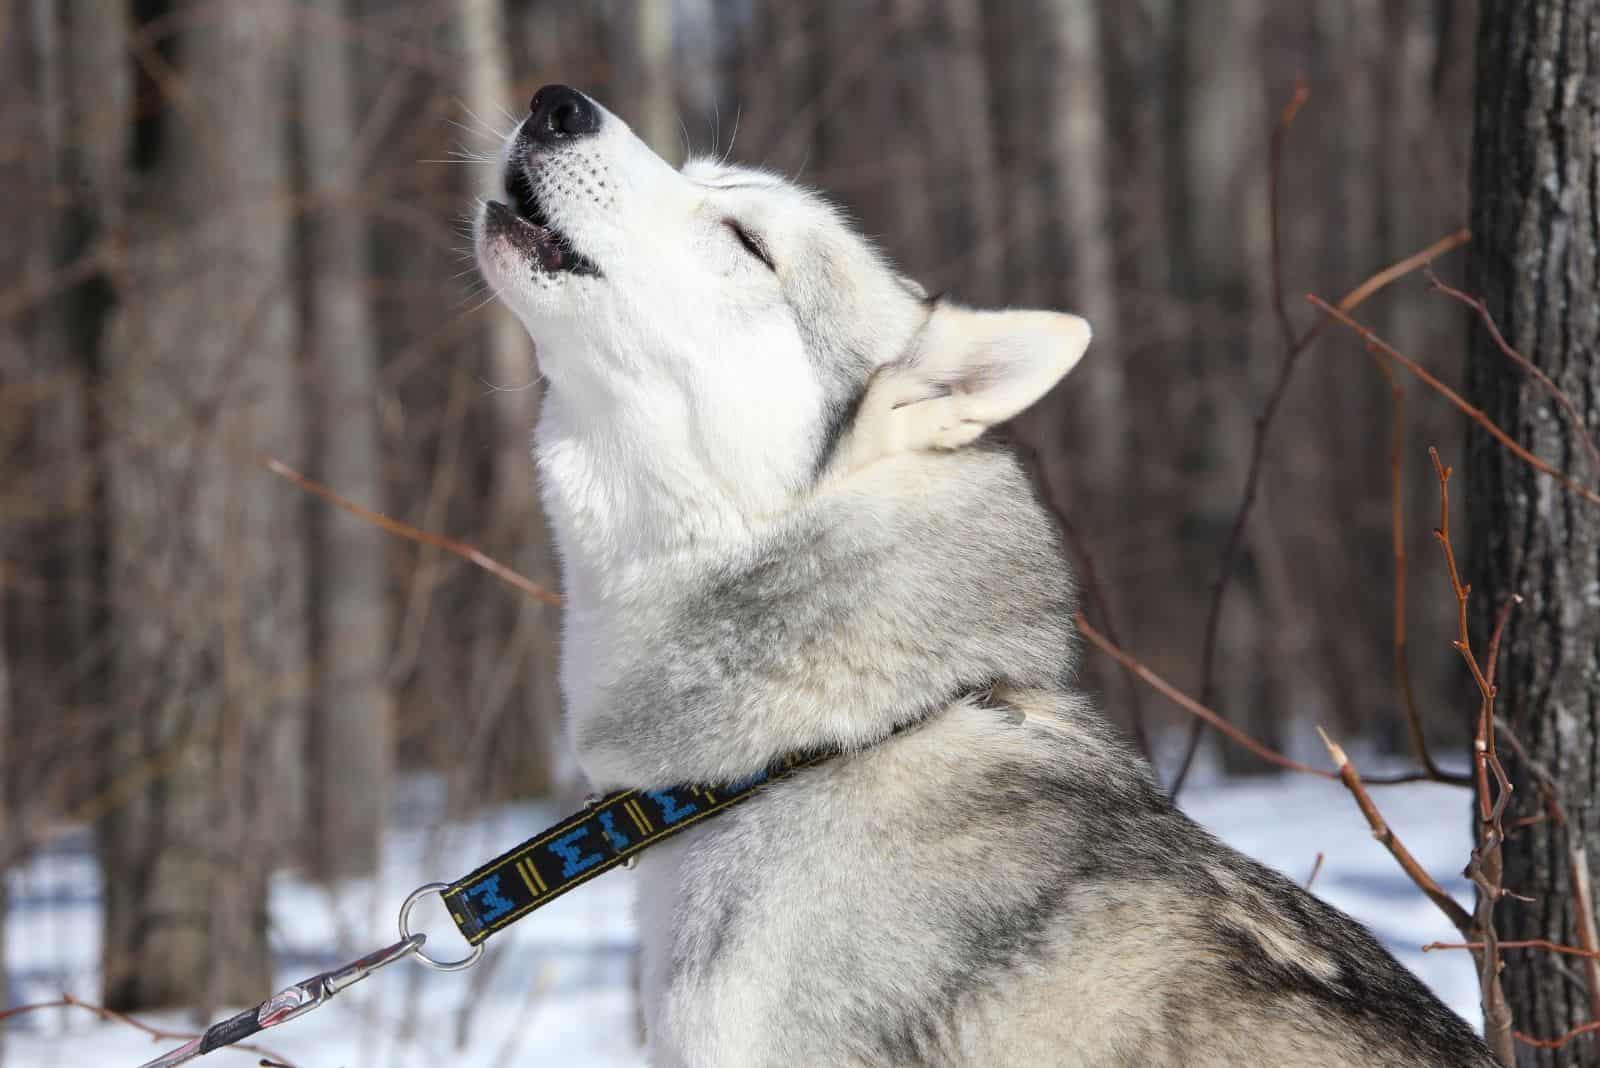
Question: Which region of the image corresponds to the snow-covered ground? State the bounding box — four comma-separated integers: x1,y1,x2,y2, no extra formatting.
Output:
3,770,1480,1066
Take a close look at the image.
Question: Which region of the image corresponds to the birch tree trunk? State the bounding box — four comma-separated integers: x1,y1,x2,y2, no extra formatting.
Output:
100,0,306,1011
299,0,393,880
1467,2,1600,1063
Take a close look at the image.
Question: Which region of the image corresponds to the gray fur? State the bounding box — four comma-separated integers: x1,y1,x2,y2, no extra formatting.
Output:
609,447,1494,1067
575,448,1074,787
473,87,1496,1067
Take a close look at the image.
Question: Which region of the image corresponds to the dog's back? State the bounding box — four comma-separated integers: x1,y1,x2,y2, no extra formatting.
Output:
620,448,1492,1067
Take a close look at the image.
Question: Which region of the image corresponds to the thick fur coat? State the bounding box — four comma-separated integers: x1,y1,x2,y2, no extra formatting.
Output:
475,84,1495,1067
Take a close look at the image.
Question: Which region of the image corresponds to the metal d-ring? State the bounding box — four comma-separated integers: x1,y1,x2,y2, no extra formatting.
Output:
398,882,485,972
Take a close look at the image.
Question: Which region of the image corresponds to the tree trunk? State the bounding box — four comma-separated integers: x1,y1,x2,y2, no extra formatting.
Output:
614,0,678,160
3,0,122,839
1048,0,1122,482
0,5,29,1036
1467,2,1600,1064
461,0,561,801
298,0,394,881
1169,0,1281,776
100,1,306,1011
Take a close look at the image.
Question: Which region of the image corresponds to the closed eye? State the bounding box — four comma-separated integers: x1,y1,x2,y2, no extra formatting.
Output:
724,219,776,271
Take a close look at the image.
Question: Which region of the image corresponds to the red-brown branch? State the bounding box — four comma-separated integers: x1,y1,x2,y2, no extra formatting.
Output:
1077,612,1452,786
1308,299,1600,509
1513,1021,1600,1051
1428,270,1600,478
1304,851,1326,891
1172,222,1472,795
1078,612,1338,779
1423,939,1600,961
1363,347,1471,787
260,454,561,606
1316,727,1475,936
1268,77,1310,349
1427,448,1517,1065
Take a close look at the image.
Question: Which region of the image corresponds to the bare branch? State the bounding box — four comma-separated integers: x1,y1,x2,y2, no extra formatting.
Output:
1424,940,1600,961
1316,727,1475,936
1078,612,1460,786
1428,269,1600,478
260,455,562,606
1364,343,1471,786
1512,1021,1600,1051
1308,299,1600,508
1171,223,1471,795
1428,448,1517,1066
1079,612,1336,778
1304,851,1325,891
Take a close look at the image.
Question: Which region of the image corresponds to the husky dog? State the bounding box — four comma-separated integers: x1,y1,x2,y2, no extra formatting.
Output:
475,85,1494,1067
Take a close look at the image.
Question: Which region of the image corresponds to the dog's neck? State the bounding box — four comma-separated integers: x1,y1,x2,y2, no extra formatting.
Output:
534,385,785,607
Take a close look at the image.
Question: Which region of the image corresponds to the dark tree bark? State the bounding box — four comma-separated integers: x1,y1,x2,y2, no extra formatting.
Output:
1467,2,1600,1064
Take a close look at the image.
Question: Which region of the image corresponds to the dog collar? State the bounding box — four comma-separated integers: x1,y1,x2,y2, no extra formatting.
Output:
138,705,951,1067
441,702,953,949
440,751,832,948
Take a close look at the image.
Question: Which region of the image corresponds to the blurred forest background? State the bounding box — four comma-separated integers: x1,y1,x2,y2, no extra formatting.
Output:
0,0,1495,1015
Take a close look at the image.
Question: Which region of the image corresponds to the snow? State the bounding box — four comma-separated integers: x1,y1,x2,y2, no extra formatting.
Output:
3,771,1480,1066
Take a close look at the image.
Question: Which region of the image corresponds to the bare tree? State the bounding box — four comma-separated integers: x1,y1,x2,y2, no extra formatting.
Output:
1467,1,1600,1063
298,0,394,881
99,1,306,1011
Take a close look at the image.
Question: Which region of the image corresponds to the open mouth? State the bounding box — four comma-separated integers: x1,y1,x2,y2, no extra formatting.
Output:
487,166,601,277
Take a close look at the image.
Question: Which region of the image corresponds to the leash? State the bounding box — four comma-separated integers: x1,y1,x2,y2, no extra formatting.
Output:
136,753,826,1067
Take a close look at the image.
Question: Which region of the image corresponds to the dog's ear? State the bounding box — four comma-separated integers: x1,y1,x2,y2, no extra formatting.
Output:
835,305,1091,473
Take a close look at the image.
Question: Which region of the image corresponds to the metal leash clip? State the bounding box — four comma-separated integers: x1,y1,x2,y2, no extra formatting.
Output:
136,930,430,1066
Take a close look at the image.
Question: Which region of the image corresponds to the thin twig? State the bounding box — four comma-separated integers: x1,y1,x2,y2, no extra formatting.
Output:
1304,851,1326,891
1512,1020,1600,1051
1078,612,1337,778
1316,727,1475,936
1569,844,1600,1028
1171,225,1471,795
1078,611,1459,786
1012,436,1153,762
1268,77,1310,350
1424,940,1600,961
1309,301,1600,509
1428,269,1600,478
1364,345,1470,786
1056,508,1153,762
1175,79,1313,795
260,454,562,605
1429,448,1517,1066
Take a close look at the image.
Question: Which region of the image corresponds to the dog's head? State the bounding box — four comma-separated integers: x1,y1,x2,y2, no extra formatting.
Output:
476,86,1091,561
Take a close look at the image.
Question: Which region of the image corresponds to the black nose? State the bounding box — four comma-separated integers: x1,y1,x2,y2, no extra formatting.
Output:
525,85,600,144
